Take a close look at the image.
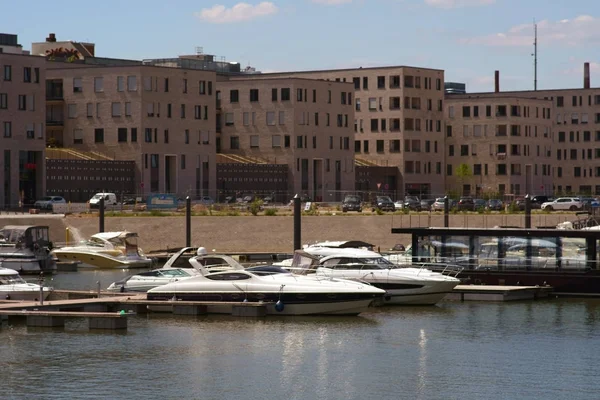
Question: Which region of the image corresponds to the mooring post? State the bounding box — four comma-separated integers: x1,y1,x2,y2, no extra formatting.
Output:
186,196,191,247
293,194,301,251
39,272,44,306
524,194,532,229
97,281,101,298
99,197,105,233
444,196,449,228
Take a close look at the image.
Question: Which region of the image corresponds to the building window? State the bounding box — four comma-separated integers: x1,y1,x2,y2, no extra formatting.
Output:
111,102,121,117
180,104,186,118
271,88,277,101
267,111,276,126
127,76,137,91
281,88,290,101
181,154,186,170
184,129,189,144
377,76,385,89
297,135,304,149
117,128,127,142
250,89,259,102
145,128,152,143
18,95,26,110
195,105,202,119
230,90,239,103
23,67,31,83
199,80,206,95
230,136,240,149
376,140,384,153
4,65,12,81
390,140,400,153
167,104,172,118
3,121,12,137
243,112,249,126
0,93,6,109
183,79,188,93
73,128,83,144
68,103,77,118
94,77,104,92
164,129,169,143
117,76,125,92
363,77,368,90
131,128,137,142
225,112,234,126
272,135,281,148
94,128,104,143
125,102,132,117
164,78,169,92
284,135,290,148
371,119,379,132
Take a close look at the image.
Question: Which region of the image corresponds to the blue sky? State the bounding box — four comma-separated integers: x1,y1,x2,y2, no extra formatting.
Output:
3,0,599,92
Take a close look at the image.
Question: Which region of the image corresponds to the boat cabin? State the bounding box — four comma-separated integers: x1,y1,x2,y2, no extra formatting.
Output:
0,225,52,251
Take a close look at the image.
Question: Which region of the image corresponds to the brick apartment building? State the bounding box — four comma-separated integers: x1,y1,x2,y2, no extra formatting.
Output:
45,64,217,198
254,66,446,198
217,76,355,201
0,37,46,208
445,95,553,197
447,65,600,196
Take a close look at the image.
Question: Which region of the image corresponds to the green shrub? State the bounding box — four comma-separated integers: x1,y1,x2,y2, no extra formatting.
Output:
375,208,384,215
264,208,277,216
249,199,264,216
226,209,240,216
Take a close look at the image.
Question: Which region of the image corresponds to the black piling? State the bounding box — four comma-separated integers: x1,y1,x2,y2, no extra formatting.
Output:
186,196,191,247
99,198,105,233
293,194,301,251
444,196,449,228
525,194,532,229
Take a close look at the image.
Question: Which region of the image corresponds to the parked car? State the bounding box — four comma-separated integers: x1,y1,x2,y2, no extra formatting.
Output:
580,197,600,209
486,199,503,211
372,196,395,212
403,196,421,211
531,195,553,209
198,196,215,205
34,196,66,210
457,197,475,211
513,197,526,211
342,195,362,213
541,197,583,211
420,199,435,211
89,193,118,209
474,199,487,210
394,200,404,210
431,198,446,211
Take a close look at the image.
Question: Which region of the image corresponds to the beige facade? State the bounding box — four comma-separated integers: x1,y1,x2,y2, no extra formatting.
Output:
445,96,553,197
0,52,46,208
217,77,355,201
46,65,217,198
253,66,446,198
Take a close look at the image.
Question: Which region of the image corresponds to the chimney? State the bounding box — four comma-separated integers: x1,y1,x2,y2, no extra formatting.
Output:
494,70,500,93
584,62,590,89
46,33,56,43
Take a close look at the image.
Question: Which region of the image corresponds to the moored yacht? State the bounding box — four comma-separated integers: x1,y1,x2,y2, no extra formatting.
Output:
0,225,56,274
147,254,385,315
0,265,53,301
290,246,461,305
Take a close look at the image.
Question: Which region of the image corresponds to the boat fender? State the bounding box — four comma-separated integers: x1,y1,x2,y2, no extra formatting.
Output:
275,300,285,312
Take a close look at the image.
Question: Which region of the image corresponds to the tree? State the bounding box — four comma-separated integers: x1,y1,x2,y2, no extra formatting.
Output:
455,163,472,195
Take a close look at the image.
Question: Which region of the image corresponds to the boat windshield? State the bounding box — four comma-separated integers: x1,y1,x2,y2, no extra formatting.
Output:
159,269,191,277
0,274,27,285
321,257,394,270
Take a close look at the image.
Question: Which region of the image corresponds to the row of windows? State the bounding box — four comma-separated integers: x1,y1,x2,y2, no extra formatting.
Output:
556,112,600,125
228,135,351,151
359,118,442,133
2,121,43,139
449,144,552,158
68,76,213,96
0,65,40,83
447,124,552,139
557,148,600,161
65,102,211,121
558,131,600,142
356,96,443,112
218,177,285,183
355,139,440,154
223,110,349,128
141,128,210,145
0,93,37,111
447,163,552,177
450,105,552,120
351,75,442,91
404,161,442,175
228,87,350,106
48,175,132,181
556,95,600,107
142,153,188,170
146,103,209,120
559,167,600,178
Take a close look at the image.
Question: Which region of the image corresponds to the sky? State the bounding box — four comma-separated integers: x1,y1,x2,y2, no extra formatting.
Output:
2,0,599,92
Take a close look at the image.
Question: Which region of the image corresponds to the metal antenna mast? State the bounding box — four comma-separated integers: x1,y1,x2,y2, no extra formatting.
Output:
532,20,538,91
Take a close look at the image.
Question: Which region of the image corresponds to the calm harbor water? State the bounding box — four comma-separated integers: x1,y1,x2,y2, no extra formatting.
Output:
3,271,600,400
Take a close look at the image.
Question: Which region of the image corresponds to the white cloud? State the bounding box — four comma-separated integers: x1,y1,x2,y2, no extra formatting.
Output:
424,0,494,8
195,2,278,24
461,15,600,46
311,0,352,4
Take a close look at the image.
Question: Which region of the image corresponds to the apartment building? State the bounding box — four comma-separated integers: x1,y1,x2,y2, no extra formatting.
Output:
45,64,217,198
448,65,600,196
0,49,46,208
217,77,355,201
445,96,553,197
255,66,446,198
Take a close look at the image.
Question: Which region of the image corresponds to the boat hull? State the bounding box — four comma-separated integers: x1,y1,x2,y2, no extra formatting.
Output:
147,292,379,315
0,258,56,275
52,250,153,269
0,286,52,301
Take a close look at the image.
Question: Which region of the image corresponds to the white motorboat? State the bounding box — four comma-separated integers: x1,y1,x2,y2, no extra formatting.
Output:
0,265,53,301
292,246,461,305
0,225,57,275
52,231,153,269
147,254,385,315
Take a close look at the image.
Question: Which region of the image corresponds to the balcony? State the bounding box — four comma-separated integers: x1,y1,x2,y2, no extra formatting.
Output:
46,80,64,102
46,119,64,127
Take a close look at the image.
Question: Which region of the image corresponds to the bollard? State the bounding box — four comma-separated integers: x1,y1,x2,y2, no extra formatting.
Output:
293,194,301,251
99,197,105,233
39,272,44,306
524,194,532,229
65,227,69,246
186,196,191,247
444,196,449,228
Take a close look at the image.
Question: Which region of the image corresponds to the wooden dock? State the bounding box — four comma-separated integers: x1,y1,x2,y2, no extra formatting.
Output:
446,285,553,302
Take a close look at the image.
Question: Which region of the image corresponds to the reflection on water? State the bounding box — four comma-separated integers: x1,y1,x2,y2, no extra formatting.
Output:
5,272,600,399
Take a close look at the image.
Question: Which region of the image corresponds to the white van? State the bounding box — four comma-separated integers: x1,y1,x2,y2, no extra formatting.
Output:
89,193,118,208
